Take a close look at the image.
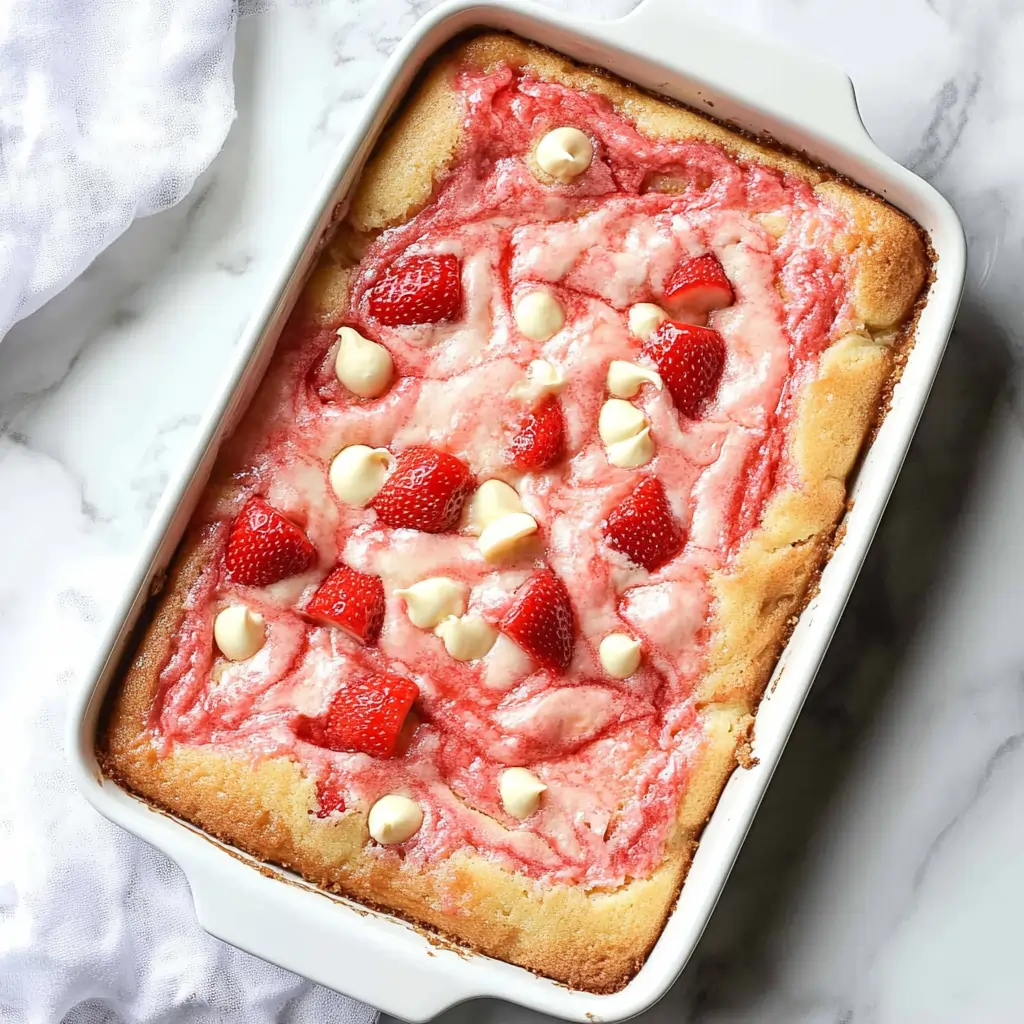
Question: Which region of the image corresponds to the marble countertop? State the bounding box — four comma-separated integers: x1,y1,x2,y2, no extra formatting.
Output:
2,0,1022,1021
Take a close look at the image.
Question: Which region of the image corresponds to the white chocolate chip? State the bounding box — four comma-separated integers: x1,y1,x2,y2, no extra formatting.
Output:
514,291,565,342
628,303,668,341
599,632,642,679
599,399,656,467
334,326,393,398
508,358,566,406
435,614,498,661
395,577,468,630
607,360,663,399
535,127,594,183
213,605,266,661
329,445,392,507
606,428,655,468
478,512,539,563
367,794,423,845
466,479,524,536
499,768,547,819
599,399,648,445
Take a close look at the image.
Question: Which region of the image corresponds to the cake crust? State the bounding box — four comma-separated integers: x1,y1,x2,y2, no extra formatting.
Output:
98,31,929,994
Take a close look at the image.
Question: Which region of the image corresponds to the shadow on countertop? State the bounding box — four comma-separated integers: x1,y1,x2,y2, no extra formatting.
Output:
665,300,1014,1022
421,300,1015,1024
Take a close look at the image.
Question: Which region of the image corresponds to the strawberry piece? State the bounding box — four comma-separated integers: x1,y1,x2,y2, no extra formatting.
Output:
367,254,462,326
603,476,683,572
372,445,473,533
642,320,726,419
313,776,346,818
664,252,734,313
294,673,419,758
225,497,315,587
500,569,575,673
306,563,386,644
507,397,565,471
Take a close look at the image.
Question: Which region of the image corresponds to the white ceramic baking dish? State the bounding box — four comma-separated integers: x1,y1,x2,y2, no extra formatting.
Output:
66,1,966,1020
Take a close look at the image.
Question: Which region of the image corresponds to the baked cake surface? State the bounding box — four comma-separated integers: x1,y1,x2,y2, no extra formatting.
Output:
99,32,929,993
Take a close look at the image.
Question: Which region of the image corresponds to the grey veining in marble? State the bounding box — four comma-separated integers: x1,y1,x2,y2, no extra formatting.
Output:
2,0,1023,1021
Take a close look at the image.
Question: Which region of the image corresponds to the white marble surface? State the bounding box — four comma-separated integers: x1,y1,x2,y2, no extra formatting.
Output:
2,0,1022,1020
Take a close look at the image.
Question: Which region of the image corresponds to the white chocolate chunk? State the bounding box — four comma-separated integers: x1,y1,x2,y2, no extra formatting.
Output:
508,358,566,405
466,479,524,536
599,399,656,467
329,445,392,506
628,303,668,341
395,577,468,630
599,399,648,445
367,794,423,845
334,326,393,398
478,512,539,562
213,605,265,661
606,428,655,468
500,768,547,819
535,126,593,183
435,614,498,661
607,360,663,399
514,291,565,342
599,632,642,679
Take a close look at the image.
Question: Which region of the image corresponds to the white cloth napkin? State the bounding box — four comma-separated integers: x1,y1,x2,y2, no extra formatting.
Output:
0,0,236,338
0,2,377,1020
0,504,382,1024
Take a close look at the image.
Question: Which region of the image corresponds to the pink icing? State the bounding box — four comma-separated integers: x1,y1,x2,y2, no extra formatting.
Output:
148,67,855,888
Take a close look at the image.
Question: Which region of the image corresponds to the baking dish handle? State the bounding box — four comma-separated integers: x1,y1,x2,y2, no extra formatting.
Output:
589,0,878,159
182,850,481,1022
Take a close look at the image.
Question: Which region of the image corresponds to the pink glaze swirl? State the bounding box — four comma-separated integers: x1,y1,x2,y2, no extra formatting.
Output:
150,67,855,888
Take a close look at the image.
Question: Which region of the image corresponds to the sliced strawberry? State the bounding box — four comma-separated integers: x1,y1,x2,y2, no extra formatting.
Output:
500,568,575,673
367,254,462,326
225,497,315,587
642,320,726,419
603,476,683,572
506,397,565,471
306,563,386,644
664,253,734,313
372,445,473,533
294,673,419,758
